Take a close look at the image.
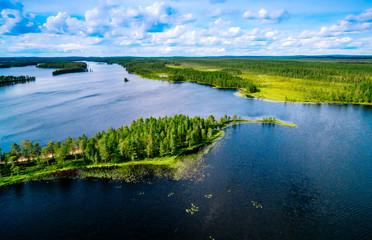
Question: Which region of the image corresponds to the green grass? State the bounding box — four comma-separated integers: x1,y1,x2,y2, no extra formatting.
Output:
161,59,372,105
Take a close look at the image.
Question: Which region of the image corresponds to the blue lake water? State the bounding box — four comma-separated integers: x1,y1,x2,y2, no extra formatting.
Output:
0,62,371,239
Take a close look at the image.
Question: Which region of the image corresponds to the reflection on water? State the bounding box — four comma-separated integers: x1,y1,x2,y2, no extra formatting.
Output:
0,62,371,239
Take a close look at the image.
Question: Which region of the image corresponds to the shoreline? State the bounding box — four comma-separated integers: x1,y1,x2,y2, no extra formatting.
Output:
0,119,295,188
126,69,371,106
233,90,372,106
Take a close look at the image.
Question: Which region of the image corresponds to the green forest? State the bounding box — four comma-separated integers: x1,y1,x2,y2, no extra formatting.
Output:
37,61,88,75
1,56,371,104
163,58,372,103
0,57,85,68
0,114,228,187
0,75,35,86
89,57,371,104
119,59,258,93
0,114,295,187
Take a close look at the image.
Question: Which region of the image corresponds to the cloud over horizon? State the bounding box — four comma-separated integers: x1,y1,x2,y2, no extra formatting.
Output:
0,0,371,56
243,8,290,24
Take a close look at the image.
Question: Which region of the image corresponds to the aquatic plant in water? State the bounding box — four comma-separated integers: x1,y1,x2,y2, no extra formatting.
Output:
204,194,213,199
185,203,199,215
251,201,263,208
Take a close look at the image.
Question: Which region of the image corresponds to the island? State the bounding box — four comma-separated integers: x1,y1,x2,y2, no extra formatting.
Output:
0,114,295,187
37,61,88,76
0,75,36,87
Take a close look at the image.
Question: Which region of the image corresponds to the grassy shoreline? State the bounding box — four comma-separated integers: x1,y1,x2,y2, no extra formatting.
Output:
234,91,372,106
128,69,372,106
0,118,294,188
120,58,372,106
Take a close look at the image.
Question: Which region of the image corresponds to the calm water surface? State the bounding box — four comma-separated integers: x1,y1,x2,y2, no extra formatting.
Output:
0,62,371,239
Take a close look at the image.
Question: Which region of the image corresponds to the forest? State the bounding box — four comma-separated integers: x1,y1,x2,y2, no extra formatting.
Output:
1,56,371,103
118,59,258,93
0,75,35,87
89,57,371,104
37,61,88,75
0,114,228,186
161,58,372,104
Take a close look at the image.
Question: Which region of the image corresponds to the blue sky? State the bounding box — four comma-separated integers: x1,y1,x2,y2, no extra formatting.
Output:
0,0,372,56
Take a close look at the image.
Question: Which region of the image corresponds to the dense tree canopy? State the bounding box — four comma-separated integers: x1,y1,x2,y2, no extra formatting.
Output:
0,114,223,178
0,75,35,86
118,59,258,93
37,62,88,76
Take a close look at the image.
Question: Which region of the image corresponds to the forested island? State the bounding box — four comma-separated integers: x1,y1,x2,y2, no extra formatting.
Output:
37,61,88,76
0,114,294,187
0,75,35,87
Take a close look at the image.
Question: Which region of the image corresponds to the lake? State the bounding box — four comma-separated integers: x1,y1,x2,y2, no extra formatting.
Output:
0,62,371,239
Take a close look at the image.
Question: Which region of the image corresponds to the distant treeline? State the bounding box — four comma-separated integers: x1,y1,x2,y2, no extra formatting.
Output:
0,57,86,68
167,58,372,83
37,62,88,76
0,75,35,86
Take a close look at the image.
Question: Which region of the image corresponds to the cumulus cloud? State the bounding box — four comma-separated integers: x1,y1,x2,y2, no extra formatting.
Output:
41,1,196,39
0,0,39,35
2,0,372,56
345,8,372,22
243,8,289,24
207,8,235,18
0,32,103,55
43,12,86,35
300,8,372,38
209,18,231,27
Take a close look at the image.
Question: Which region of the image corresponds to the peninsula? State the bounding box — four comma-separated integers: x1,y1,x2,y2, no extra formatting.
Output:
0,114,295,187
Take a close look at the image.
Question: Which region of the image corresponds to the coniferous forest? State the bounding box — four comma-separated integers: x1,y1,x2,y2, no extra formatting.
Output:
88,57,371,104
0,114,226,186
37,61,88,75
1,57,371,103
0,75,35,86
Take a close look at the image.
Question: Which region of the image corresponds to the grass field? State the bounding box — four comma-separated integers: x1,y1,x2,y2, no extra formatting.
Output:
163,59,372,104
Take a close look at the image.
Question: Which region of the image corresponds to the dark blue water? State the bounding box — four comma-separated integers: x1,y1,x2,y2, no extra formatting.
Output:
0,62,371,239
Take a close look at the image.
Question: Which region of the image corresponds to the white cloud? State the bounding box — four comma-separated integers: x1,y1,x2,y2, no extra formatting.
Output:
2,1,372,56
345,8,372,22
301,8,372,38
0,1,39,35
243,8,289,24
314,37,352,48
209,18,231,27
43,12,85,35
229,27,241,36
0,9,22,34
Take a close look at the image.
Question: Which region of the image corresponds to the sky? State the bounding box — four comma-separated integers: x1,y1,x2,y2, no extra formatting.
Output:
0,0,372,56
